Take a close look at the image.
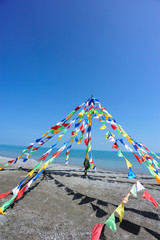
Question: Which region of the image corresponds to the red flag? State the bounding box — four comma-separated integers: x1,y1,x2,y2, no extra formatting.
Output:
80,123,84,132
81,128,85,134
62,123,69,127
27,145,33,149
84,138,91,146
32,147,39,151
8,160,15,163
144,146,149,151
112,142,119,149
141,156,145,162
146,154,153,160
142,190,159,208
51,125,59,130
91,224,104,240
0,190,12,199
67,123,72,129
14,185,28,202
111,124,117,130
133,153,142,164
74,106,80,111
39,153,49,161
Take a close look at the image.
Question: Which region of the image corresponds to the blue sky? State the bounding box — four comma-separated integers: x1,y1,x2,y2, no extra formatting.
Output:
0,0,160,152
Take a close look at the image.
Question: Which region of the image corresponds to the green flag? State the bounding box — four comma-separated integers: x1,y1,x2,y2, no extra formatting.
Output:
58,126,65,131
22,149,28,154
2,194,17,211
118,150,123,157
105,213,117,232
116,129,121,134
130,184,137,198
30,150,36,154
70,110,76,115
63,129,67,134
147,166,156,177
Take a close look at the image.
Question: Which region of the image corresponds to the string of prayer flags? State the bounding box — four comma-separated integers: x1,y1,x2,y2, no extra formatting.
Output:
0,100,86,171
1,95,160,226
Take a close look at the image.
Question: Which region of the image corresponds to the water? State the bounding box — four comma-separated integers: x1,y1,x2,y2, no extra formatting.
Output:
0,144,157,174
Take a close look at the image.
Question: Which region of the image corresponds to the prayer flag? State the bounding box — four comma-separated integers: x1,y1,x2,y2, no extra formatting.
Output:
128,168,136,179
136,180,145,192
146,154,153,160
118,150,123,157
125,158,132,169
0,190,12,199
130,184,137,198
100,125,106,130
105,213,116,232
115,202,124,222
133,153,142,164
111,124,117,130
122,192,130,203
112,142,119,149
155,175,160,184
91,224,104,240
142,190,159,208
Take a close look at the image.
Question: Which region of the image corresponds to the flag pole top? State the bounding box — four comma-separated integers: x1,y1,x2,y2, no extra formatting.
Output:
91,94,93,98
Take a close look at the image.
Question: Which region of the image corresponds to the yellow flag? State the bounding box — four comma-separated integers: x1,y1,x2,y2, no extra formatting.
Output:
0,207,5,215
43,162,49,169
104,114,109,120
155,175,160,184
38,165,45,173
115,202,124,222
70,138,74,143
0,166,5,171
149,165,155,171
54,130,60,134
66,155,69,160
27,169,35,177
18,154,23,159
122,132,127,137
78,139,82,144
78,112,83,117
88,121,92,126
125,158,132,169
108,113,112,118
42,132,48,137
66,114,71,120
78,119,83,123
46,135,52,138
88,146,91,152
86,152,89,160
100,125,106,130
58,134,63,141
126,136,132,144
91,164,95,169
